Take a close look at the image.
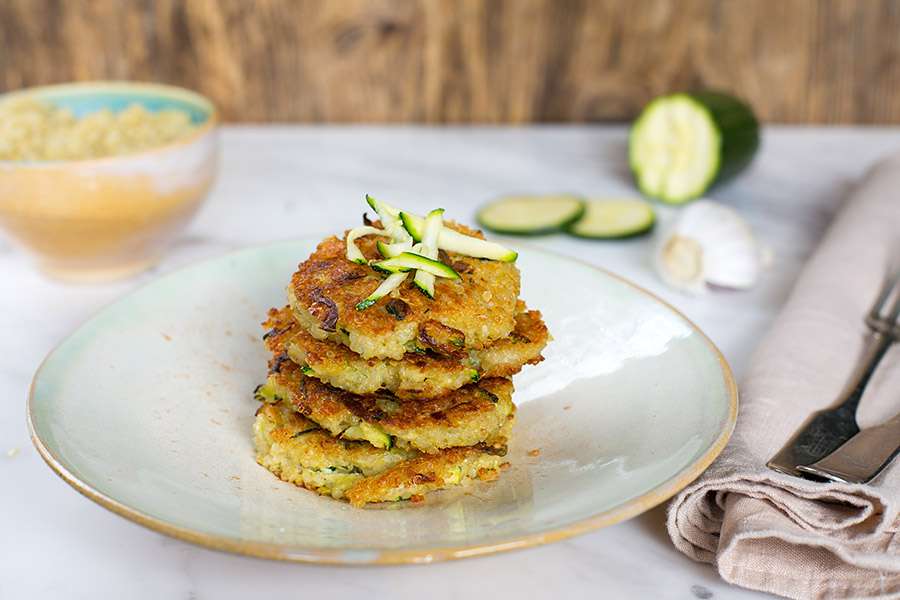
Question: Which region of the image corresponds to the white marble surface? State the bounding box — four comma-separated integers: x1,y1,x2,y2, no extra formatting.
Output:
2,126,899,599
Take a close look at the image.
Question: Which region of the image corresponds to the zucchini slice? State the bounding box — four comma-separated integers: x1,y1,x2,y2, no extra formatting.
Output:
372,252,460,279
629,92,759,204
476,195,585,235
355,272,408,311
566,198,655,239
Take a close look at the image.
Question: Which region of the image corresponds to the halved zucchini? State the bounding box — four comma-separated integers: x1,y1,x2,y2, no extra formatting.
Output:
629,92,759,204
566,198,655,239
476,195,584,235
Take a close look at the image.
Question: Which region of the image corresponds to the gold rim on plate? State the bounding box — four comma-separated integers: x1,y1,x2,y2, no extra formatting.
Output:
27,241,739,565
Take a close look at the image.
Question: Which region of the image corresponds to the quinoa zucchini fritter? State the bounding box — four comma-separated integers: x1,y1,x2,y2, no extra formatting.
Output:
263,304,548,399
250,200,549,508
289,222,521,360
254,401,507,507
258,360,515,454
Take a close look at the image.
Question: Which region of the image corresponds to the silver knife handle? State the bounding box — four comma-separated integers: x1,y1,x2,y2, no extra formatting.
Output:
798,412,900,483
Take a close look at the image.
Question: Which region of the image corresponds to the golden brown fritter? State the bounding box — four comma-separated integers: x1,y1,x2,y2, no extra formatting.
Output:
263,304,548,399
343,445,505,507
259,361,515,454
254,401,507,507
288,222,521,360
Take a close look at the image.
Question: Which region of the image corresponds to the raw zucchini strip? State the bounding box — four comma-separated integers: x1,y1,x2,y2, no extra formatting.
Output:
401,212,517,262
566,199,655,239
365,195,412,243
355,272,408,311
372,252,460,279
413,208,444,298
477,195,584,235
366,194,401,221
345,226,389,264
376,239,412,258
355,197,515,309
437,228,517,262
399,212,422,241
367,195,515,261
421,210,445,250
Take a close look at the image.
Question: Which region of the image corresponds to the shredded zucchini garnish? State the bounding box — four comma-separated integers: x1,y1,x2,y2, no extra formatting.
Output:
346,226,390,265
350,196,514,309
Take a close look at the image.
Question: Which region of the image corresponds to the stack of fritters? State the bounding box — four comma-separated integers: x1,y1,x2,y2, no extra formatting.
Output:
253,223,549,507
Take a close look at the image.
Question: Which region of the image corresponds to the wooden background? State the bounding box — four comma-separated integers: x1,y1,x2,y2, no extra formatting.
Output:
1,0,899,124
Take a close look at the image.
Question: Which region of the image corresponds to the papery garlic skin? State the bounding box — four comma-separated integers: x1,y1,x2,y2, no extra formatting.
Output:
654,200,766,294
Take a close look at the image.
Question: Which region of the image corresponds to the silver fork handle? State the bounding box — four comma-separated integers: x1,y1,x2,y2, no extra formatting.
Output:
767,331,893,476
834,331,894,413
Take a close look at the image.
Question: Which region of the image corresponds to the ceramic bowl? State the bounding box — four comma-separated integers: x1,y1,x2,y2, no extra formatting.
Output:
0,82,218,281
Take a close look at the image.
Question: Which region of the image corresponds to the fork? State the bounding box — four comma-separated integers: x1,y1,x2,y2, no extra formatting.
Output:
767,264,900,478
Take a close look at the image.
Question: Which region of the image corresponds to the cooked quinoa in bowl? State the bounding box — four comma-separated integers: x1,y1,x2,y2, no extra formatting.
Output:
0,96,198,161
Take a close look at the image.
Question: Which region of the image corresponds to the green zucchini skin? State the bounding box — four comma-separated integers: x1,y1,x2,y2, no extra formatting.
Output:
564,220,655,240
630,91,759,204
372,252,460,279
690,91,759,187
476,210,585,236
399,212,423,242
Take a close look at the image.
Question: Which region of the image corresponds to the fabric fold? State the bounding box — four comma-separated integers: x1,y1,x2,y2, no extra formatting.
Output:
667,153,900,600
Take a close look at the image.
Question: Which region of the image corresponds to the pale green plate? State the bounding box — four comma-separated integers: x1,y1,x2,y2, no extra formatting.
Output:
28,239,737,564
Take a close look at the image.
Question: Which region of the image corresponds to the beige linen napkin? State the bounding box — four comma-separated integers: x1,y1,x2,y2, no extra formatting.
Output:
668,153,900,600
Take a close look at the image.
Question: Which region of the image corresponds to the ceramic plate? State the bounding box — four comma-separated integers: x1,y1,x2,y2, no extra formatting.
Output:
29,239,737,564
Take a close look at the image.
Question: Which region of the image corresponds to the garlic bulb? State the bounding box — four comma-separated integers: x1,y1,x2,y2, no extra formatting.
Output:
654,200,768,294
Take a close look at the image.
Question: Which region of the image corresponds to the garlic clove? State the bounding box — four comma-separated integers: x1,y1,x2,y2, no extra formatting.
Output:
654,200,767,294
657,235,707,294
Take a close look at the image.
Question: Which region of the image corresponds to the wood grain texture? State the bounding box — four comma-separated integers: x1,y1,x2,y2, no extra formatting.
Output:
1,0,899,123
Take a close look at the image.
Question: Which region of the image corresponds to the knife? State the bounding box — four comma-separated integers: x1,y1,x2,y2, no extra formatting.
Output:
797,412,900,484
